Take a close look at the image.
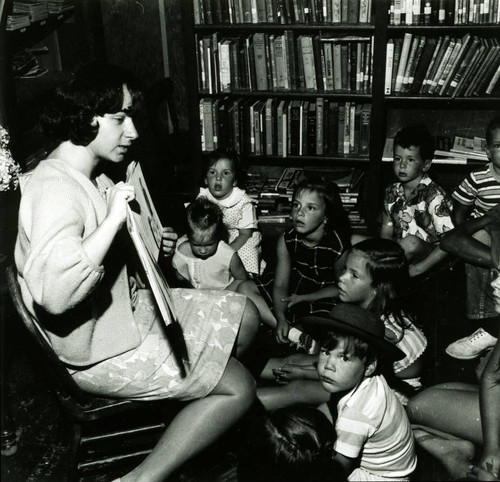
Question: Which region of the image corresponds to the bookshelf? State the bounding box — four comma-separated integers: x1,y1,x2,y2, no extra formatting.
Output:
182,0,500,234
1,0,104,167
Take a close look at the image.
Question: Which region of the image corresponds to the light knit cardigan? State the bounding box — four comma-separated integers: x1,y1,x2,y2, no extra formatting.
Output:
15,159,143,367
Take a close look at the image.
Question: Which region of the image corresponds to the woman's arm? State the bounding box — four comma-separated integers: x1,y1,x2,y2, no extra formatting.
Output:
273,234,292,343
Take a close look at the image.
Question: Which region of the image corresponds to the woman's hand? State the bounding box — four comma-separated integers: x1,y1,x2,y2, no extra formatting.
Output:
275,318,290,344
282,293,306,309
161,227,178,256
105,182,135,228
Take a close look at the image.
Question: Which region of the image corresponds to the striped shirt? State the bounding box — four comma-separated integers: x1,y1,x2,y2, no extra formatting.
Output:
335,375,417,479
384,314,427,374
452,163,500,218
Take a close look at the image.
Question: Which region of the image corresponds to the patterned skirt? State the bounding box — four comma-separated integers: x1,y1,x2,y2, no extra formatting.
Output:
70,288,246,401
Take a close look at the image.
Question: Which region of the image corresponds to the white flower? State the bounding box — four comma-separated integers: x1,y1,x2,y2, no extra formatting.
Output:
0,125,21,192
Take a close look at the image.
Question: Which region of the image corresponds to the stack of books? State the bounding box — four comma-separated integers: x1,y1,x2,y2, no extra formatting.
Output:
389,0,500,25
6,12,31,30
193,0,373,25
200,96,371,157
13,1,49,22
385,33,500,97
382,135,489,165
46,0,75,14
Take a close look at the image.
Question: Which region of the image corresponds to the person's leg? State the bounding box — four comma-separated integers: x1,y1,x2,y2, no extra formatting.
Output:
406,382,481,444
233,297,260,357
237,280,277,328
257,379,329,411
121,358,256,482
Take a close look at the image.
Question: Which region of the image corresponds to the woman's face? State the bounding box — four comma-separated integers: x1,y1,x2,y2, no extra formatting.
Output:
89,85,138,163
337,251,376,309
205,158,236,200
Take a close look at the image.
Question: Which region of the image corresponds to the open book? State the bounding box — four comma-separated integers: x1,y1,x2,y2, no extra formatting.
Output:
125,161,189,374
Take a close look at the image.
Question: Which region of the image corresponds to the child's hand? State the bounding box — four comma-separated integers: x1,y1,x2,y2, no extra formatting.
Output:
275,319,290,344
282,294,305,308
105,182,135,228
161,227,178,256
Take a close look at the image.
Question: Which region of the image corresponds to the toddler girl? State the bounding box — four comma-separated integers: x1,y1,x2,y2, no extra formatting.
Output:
198,150,264,275
172,197,248,291
259,238,427,409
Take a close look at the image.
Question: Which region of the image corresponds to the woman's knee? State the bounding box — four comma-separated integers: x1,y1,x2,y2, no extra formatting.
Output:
214,358,256,403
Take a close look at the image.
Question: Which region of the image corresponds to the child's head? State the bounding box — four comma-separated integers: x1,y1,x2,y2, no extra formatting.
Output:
185,197,228,259
203,150,243,200
303,304,405,394
393,124,434,185
486,116,500,170
240,405,340,482
40,62,143,147
292,177,351,241
338,238,409,316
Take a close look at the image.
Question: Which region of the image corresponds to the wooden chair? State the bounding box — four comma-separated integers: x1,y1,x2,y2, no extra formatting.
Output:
5,265,181,481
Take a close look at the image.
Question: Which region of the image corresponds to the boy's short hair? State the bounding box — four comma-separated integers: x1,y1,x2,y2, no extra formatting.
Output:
486,116,500,146
394,124,435,161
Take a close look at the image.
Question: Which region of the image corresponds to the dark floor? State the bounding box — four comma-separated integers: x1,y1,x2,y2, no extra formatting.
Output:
1,260,482,482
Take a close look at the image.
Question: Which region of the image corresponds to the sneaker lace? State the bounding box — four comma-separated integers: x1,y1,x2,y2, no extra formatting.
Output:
468,331,485,342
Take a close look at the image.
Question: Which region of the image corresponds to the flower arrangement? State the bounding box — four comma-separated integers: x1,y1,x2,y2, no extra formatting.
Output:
0,125,21,192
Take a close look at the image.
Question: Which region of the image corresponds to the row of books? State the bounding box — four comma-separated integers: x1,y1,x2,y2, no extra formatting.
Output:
389,0,500,25
382,134,488,164
193,0,373,25
196,32,373,94
6,0,74,30
199,97,371,157
385,33,500,97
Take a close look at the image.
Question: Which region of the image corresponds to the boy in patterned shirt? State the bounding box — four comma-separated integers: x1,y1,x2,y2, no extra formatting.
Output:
380,124,454,278
444,116,500,360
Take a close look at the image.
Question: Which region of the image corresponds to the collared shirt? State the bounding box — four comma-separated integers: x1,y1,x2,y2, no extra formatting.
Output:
383,175,454,243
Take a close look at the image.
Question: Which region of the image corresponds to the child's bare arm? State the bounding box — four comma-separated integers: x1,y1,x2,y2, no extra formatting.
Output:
273,235,292,343
283,285,340,308
229,252,248,281
229,228,253,252
332,452,357,477
409,245,449,277
380,211,394,239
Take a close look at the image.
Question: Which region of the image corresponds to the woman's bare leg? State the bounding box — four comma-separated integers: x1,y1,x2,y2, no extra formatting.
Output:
121,358,255,482
237,280,277,328
233,298,260,357
406,382,481,444
257,379,329,411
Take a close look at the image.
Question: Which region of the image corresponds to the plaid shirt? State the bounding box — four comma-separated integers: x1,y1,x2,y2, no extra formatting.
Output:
384,175,454,243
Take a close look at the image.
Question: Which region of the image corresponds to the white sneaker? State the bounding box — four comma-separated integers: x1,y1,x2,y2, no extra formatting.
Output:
445,328,498,360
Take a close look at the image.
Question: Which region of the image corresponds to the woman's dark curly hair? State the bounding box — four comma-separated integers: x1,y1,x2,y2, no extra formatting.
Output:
39,62,143,146
186,197,229,243
293,177,352,244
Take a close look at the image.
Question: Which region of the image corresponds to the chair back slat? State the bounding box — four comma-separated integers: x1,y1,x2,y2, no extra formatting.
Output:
6,265,92,405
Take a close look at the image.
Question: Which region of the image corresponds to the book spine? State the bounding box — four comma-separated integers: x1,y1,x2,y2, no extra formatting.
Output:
394,32,412,92
359,104,371,156
253,32,269,90
333,42,342,90
316,97,324,155
300,35,317,90
265,98,274,155
401,35,420,92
